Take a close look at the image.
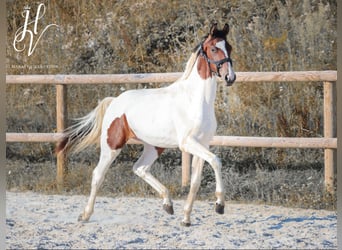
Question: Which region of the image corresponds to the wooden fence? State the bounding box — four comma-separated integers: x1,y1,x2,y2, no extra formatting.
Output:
6,71,337,193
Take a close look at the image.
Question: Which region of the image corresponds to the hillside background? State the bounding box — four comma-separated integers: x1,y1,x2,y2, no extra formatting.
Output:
6,0,337,209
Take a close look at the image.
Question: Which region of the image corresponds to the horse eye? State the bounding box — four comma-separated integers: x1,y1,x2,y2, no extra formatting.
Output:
211,47,217,53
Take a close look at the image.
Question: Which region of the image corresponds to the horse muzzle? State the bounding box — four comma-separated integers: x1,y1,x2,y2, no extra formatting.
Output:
225,73,236,86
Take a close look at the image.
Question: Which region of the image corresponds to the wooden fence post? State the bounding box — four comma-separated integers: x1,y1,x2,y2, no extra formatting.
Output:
181,152,191,187
56,84,67,191
323,81,336,194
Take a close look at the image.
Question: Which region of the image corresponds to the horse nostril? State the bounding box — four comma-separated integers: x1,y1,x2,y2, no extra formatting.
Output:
225,74,236,86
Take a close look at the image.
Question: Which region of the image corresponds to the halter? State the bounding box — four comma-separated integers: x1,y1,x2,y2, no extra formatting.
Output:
199,43,233,77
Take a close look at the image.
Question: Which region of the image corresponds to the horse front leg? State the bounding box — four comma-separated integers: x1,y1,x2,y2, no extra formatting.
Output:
182,155,204,226
78,149,119,222
181,138,225,226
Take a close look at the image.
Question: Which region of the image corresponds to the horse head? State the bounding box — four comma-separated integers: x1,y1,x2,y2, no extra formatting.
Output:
198,23,236,86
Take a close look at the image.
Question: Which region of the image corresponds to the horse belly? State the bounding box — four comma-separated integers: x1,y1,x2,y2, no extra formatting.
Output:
125,96,179,148
130,118,178,148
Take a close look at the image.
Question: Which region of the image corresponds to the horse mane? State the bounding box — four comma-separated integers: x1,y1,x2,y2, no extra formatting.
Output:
178,52,199,81
177,43,202,81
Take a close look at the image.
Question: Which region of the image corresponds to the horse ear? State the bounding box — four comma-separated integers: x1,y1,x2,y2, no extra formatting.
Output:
223,23,230,36
209,23,218,36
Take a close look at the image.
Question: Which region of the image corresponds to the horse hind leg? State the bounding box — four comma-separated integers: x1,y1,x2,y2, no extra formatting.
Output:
133,144,174,215
78,146,120,222
79,113,136,221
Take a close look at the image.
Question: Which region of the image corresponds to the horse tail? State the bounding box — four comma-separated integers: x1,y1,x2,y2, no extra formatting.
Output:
56,97,114,154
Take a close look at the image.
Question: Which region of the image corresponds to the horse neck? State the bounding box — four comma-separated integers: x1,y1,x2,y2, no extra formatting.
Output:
182,57,218,106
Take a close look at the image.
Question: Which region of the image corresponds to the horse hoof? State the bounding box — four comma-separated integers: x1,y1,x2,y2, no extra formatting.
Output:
163,204,174,215
215,203,224,214
78,213,89,222
181,221,191,227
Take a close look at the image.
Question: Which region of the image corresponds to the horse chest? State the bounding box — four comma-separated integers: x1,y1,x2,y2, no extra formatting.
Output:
187,96,217,130
191,110,217,134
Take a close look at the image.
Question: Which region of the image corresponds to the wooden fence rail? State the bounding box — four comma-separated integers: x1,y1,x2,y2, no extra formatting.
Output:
6,71,337,193
7,71,337,84
6,133,337,148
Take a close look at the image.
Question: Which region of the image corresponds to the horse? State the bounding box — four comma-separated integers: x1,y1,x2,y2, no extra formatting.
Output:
56,23,236,226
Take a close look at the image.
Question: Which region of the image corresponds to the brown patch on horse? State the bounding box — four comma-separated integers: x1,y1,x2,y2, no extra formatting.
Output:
56,136,68,154
197,55,212,79
107,114,136,150
155,147,165,156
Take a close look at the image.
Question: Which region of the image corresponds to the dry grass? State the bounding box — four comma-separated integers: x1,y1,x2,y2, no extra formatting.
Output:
6,0,336,209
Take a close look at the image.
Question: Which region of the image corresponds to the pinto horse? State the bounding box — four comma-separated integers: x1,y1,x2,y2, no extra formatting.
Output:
56,23,236,226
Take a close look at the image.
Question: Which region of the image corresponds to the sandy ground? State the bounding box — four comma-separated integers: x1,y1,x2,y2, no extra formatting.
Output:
6,191,337,249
